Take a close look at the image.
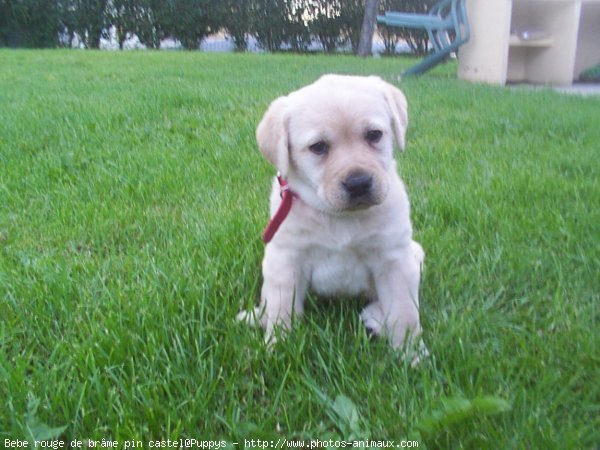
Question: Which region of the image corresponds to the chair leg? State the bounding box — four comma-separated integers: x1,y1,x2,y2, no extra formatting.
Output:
402,39,465,76
403,51,451,76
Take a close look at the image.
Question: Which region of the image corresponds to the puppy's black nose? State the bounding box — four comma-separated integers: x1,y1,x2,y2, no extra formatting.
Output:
343,173,373,198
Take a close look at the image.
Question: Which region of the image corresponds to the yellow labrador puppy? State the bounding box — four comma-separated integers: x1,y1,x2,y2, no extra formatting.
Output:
238,74,426,359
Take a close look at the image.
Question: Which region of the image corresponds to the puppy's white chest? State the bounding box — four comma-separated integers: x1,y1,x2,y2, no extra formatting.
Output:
305,247,371,297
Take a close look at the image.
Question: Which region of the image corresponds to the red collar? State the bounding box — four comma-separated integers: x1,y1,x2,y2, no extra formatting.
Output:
262,174,296,243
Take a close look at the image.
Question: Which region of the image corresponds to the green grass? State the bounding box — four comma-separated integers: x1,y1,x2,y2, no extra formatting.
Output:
1,50,598,448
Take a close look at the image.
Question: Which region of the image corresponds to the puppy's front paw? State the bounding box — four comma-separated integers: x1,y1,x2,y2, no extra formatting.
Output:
388,322,430,366
411,339,430,366
236,306,287,347
361,302,429,366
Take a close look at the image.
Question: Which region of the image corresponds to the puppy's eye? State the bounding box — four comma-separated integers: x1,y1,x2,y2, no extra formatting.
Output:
365,129,383,144
309,141,329,156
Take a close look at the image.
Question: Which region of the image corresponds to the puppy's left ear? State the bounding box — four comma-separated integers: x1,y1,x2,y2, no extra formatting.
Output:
256,96,290,177
381,81,409,151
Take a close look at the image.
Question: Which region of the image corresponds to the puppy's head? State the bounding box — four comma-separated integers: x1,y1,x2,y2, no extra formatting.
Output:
257,74,408,213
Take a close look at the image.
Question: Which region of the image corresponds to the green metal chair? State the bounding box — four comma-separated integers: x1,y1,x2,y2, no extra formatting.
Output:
377,0,470,76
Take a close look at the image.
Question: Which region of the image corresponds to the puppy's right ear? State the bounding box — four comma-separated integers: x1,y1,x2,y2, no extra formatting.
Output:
256,97,290,177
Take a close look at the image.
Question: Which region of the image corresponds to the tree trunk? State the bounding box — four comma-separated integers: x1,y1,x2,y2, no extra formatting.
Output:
357,0,379,57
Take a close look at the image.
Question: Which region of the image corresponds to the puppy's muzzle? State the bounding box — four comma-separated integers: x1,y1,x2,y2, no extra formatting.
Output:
342,171,377,208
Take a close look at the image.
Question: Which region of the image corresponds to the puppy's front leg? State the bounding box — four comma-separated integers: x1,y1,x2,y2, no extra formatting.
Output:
238,245,306,343
364,241,425,351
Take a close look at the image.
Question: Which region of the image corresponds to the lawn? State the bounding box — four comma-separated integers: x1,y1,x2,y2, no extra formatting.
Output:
0,50,598,448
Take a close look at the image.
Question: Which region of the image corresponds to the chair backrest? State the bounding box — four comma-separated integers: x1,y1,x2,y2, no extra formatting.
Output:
430,0,454,17
446,0,469,41
377,0,470,76
433,0,469,32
